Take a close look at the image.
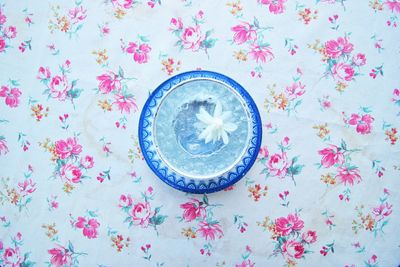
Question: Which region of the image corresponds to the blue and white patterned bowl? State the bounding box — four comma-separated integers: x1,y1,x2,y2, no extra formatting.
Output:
138,71,262,193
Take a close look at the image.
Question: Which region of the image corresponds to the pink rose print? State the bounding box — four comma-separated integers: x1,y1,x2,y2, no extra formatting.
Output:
80,155,94,169
131,201,154,227
260,213,317,265
0,136,9,155
181,26,205,51
2,247,22,267
170,11,217,54
68,6,87,24
60,163,82,184
318,145,345,168
119,187,167,233
258,0,287,14
96,71,121,94
37,60,83,104
180,198,206,222
48,246,72,267
285,82,305,100
335,166,361,186
347,113,374,134
17,179,36,195
197,221,224,240
372,202,393,221
75,217,100,239
281,240,305,259
275,213,304,236
0,36,5,52
236,260,255,267
325,37,353,58
0,86,22,108
4,26,16,39
310,35,364,91
351,53,367,66
37,67,51,80
385,1,400,13
55,137,83,159
49,75,69,100
259,137,304,184
267,152,289,178
113,93,138,114
248,44,274,63
258,145,269,158
231,22,257,45
112,0,134,9
302,230,317,243
126,42,152,64
332,63,355,82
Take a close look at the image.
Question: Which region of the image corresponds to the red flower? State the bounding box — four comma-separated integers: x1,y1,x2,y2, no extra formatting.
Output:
318,145,345,168
281,240,305,259
335,166,361,186
75,216,100,239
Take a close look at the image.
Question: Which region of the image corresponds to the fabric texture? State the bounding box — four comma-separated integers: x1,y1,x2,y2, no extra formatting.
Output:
0,0,399,266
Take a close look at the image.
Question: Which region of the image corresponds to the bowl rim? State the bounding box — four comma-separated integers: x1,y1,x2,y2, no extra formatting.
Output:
138,70,262,194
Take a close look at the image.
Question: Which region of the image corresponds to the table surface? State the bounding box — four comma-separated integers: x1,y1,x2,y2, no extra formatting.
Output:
0,0,399,266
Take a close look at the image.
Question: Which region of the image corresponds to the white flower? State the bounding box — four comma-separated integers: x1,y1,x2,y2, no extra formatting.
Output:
196,102,238,145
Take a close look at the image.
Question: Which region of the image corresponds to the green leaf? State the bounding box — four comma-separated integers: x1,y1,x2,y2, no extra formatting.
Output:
201,38,217,49
154,206,161,215
253,17,259,28
203,194,209,205
118,66,124,78
68,241,74,253
67,88,83,99
150,214,167,225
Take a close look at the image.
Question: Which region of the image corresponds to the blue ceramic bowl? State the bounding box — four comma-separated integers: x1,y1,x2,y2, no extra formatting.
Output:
138,71,262,194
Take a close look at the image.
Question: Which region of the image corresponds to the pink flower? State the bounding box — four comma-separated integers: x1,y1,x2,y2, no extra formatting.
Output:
170,17,183,30
347,114,374,134
392,88,400,102
17,179,36,195
60,164,82,183
49,75,69,100
267,152,289,178
68,6,87,23
181,26,205,51
80,155,94,169
259,0,287,14
197,221,223,240
325,37,353,58
3,247,22,267
131,201,154,227
126,42,151,64
275,214,304,236
318,145,345,168
285,82,305,100
302,230,317,243
55,137,82,159
0,86,21,108
335,166,361,186
235,259,255,267
259,145,269,158
281,240,305,259
118,194,133,208
0,36,5,52
0,138,8,155
248,44,274,63
180,198,206,222
4,26,17,39
113,93,138,114
48,245,72,267
75,217,100,239
231,22,257,45
112,0,133,9
96,71,121,94
37,67,51,80
372,202,393,221
0,10,6,25
332,63,355,83
351,53,366,66
385,1,400,13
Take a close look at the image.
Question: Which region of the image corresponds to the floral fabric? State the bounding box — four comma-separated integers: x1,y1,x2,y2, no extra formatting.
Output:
0,0,399,266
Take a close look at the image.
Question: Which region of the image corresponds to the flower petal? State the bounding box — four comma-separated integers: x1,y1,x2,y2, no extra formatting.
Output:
224,122,238,132
196,108,214,124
